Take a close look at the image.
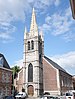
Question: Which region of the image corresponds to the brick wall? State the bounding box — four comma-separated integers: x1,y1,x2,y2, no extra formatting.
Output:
43,58,58,91
43,58,73,95
72,76,75,90
59,70,73,95
0,67,12,96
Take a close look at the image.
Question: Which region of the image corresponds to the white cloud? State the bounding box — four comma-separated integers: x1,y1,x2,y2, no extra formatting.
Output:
63,33,75,42
0,0,59,23
0,0,60,43
12,59,23,68
50,51,75,75
0,21,16,43
0,32,12,39
55,0,60,6
41,7,75,41
0,0,30,42
0,0,27,21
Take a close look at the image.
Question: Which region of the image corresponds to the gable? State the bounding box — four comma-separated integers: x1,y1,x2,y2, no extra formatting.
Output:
0,53,10,69
0,57,4,67
43,56,58,91
44,56,66,73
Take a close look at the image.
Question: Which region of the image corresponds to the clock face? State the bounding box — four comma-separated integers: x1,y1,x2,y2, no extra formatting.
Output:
0,57,4,66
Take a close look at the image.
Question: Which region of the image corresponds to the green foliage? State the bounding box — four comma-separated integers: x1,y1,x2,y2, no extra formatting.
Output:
11,65,20,78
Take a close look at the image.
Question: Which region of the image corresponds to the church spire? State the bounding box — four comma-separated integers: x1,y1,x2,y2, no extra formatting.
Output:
30,8,38,36
40,30,44,41
24,26,27,39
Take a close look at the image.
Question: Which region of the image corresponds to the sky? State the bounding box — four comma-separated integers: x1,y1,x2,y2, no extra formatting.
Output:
0,0,75,75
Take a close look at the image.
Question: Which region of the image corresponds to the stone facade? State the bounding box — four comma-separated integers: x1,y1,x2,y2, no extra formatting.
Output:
23,8,43,97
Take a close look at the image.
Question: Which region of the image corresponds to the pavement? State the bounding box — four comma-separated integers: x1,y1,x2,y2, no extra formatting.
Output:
26,97,41,99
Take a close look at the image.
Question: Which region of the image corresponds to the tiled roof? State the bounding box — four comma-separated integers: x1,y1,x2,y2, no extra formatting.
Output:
0,53,10,69
44,56,66,73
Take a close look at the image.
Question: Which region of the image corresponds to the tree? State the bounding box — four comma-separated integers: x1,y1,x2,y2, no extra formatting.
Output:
11,66,20,96
11,65,20,78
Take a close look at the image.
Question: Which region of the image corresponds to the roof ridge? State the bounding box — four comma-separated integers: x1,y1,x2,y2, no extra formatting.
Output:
44,56,66,73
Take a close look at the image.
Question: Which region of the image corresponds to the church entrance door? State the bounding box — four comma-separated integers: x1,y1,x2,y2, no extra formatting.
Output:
28,85,34,96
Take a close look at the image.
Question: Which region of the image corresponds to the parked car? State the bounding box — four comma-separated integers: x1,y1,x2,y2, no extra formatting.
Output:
0,95,3,99
41,95,60,99
59,90,75,99
43,92,50,96
5,96,14,99
15,92,27,99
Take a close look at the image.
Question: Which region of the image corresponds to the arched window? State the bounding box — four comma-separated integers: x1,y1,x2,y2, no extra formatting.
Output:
31,40,34,50
28,63,33,82
28,41,30,50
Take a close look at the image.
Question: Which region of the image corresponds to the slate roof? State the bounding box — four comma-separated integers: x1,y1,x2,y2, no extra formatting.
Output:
44,56,66,73
0,53,10,69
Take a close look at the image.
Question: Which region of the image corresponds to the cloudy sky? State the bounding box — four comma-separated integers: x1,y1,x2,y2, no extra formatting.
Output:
0,0,75,75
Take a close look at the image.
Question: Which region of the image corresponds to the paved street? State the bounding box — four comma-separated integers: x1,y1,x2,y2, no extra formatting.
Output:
26,97,41,99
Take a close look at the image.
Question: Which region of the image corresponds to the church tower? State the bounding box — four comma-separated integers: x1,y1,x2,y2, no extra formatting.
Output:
23,8,44,97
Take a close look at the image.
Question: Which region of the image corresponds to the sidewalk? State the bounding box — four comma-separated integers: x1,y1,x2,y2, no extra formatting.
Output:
26,97,41,99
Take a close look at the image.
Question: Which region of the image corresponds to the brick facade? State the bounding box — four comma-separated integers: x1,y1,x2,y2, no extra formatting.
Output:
0,67,12,97
0,53,12,97
43,57,73,95
72,76,75,90
59,70,73,95
43,58,58,91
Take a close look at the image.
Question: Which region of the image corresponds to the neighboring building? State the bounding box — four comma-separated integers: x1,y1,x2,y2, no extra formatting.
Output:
0,53,12,97
14,8,73,97
70,0,75,19
72,76,75,90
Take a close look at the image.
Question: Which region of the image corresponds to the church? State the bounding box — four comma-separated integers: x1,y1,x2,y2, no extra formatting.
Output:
14,8,73,97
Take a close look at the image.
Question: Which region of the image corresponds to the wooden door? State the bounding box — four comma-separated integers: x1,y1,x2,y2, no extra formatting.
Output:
28,85,34,96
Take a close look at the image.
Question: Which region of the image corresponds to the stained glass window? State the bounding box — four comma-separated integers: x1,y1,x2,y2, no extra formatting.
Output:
28,63,33,82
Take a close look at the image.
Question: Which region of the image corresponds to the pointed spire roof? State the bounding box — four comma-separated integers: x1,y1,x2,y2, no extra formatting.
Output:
40,30,44,41
30,8,38,36
24,26,27,39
